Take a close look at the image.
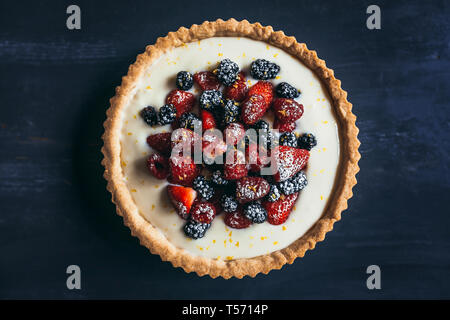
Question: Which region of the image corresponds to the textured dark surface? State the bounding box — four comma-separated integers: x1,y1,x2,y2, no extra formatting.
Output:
0,0,449,299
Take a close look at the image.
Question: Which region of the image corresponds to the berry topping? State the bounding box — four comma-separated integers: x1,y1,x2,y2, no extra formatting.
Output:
272,98,304,123
190,201,216,224
192,175,215,201
250,59,280,80
264,193,299,225
275,82,300,99
224,149,248,180
146,132,172,156
272,146,310,182
199,90,223,110
211,170,229,186
201,110,216,131
166,90,195,118
158,104,177,125
184,219,210,239
236,177,270,204
240,94,269,125
298,133,318,151
215,58,239,86
223,99,240,125
178,112,201,131
224,122,245,146
194,71,221,91
220,194,239,213
140,106,158,126
146,153,169,179
243,201,268,223
278,171,308,195
266,184,281,202
224,71,247,102
248,81,274,106
168,155,200,186
274,119,296,133
224,208,252,229
279,132,298,147
175,71,194,90
167,185,197,219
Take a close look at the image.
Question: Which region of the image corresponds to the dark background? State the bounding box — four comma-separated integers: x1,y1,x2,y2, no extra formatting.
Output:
0,0,448,299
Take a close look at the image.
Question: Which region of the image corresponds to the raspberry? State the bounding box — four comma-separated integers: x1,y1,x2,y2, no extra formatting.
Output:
278,171,307,195
215,59,239,86
279,132,298,147
266,184,281,202
175,71,194,90
192,176,215,201
248,81,274,106
243,201,267,223
184,219,210,239
275,82,300,99
224,123,245,146
178,112,201,131
298,133,317,151
220,194,238,213
146,132,172,156
264,193,299,225
250,59,280,80
211,170,229,187
224,71,247,102
158,104,177,125
190,201,216,224
272,98,304,123
168,155,200,186
200,90,223,110
224,208,252,229
223,99,240,125
224,149,248,180
240,94,269,125
194,71,221,91
165,90,195,118
140,106,158,126
146,153,169,179
236,177,270,204
274,119,296,133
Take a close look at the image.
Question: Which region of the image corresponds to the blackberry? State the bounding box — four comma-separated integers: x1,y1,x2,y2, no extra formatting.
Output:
298,133,317,151
215,59,239,86
211,170,229,187
243,201,267,223
266,184,281,202
140,106,158,126
253,120,273,148
278,171,307,195
276,82,301,99
200,90,223,110
193,176,215,201
158,104,177,125
179,112,201,131
184,219,211,239
250,59,280,80
279,132,298,147
220,194,238,213
175,71,194,90
223,99,240,125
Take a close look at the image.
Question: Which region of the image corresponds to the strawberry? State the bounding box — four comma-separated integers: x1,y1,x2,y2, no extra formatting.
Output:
247,81,274,106
190,201,216,224
201,110,216,131
194,71,221,91
168,155,200,186
146,132,172,155
273,118,296,133
240,94,269,125
272,98,304,123
146,153,169,179
271,146,310,182
202,130,227,160
224,71,248,102
167,185,197,219
224,207,252,229
171,128,201,156
264,193,299,225
224,149,248,180
224,122,245,146
235,177,270,204
166,90,195,118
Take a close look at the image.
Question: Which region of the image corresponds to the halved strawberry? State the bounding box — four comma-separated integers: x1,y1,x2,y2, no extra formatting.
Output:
201,110,216,131
224,149,248,180
264,193,299,225
146,153,169,179
194,71,221,91
224,207,252,229
271,146,309,182
190,201,216,224
272,98,304,123
248,81,274,106
224,71,247,102
168,155,200,186
236,176,270,203
273,119,296,133
167,185,197,219
146,132,172,155
166,90,195,118
240,94,269,125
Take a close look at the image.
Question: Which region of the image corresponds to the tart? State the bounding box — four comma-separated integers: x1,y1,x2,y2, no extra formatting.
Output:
102,19,360,278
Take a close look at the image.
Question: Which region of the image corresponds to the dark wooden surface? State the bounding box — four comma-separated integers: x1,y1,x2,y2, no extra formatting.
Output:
0,0,449,299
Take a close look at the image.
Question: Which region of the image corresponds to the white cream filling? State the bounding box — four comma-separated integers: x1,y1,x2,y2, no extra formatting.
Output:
119,37,340,260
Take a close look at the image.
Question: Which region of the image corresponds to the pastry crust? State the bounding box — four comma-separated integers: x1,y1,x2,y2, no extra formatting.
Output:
101,18,361,278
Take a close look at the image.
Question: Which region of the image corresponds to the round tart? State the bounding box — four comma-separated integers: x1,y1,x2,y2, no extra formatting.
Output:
102,19,360,278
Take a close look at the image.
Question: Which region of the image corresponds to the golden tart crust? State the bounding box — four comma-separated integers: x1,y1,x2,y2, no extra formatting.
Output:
101,18,361,278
